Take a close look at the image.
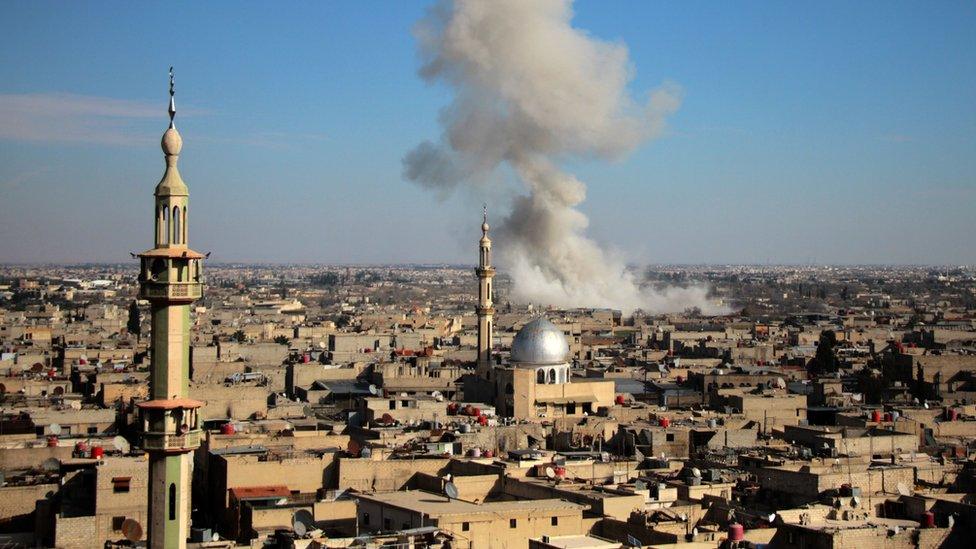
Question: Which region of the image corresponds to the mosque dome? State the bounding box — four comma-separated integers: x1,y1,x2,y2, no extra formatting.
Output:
511,317,569,366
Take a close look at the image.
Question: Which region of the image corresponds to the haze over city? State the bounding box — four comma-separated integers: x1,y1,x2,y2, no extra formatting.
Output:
1,1,974,266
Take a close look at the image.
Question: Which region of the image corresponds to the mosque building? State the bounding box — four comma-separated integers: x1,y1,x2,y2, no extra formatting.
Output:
471,212,615,420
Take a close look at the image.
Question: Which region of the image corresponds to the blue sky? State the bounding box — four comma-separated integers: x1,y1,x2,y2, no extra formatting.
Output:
1,1,974,265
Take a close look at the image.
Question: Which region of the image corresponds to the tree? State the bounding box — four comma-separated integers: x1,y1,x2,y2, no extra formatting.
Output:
232,330,247,343
127,300,142,342
808,329,840,375
274,335,290,345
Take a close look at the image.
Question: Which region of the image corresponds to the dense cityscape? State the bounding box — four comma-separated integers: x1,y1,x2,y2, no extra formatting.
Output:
3,1,975,549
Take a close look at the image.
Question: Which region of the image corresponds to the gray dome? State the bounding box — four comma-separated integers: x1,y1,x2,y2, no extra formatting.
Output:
511,317,569,366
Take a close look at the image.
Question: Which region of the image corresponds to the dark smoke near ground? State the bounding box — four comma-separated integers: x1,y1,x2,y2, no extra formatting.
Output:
403,0,724,314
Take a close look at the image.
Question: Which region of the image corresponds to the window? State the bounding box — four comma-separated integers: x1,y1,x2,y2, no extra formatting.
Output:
362,513,370,525
112,516,126,531
510,519,517,528
666,433,675,442
384,518,392,530
389,400,396,410
168,483,176,521
402,522,410,530
537,370,545,384
567,402,576,415
173,206,181,244
112,477,131,493
87,426,98,435
462,522,470,531
582,403,592,414
551,517,558,526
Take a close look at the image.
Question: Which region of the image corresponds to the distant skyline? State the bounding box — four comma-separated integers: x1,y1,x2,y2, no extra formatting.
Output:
1,1,974,266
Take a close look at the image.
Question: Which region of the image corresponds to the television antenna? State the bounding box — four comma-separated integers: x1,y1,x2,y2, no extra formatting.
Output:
444,481,459,501
292,509,315,537
121,518,143,542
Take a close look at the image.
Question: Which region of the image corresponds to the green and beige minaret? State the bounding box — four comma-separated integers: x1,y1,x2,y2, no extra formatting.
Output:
476,206,494,375
136,68,204,549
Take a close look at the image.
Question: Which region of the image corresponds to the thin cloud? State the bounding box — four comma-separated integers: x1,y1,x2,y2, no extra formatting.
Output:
0,92,204,145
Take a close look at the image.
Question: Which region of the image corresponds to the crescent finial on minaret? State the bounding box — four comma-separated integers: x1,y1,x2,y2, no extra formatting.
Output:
481,203,490,236
168,66,176,128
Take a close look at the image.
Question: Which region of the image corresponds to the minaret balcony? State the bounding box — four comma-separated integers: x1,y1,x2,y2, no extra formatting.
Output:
476,266,495,277
139,280,202,302
476,305,495,315
138,398,204,454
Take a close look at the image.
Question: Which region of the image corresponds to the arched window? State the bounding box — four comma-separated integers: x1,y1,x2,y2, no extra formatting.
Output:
182,206,187,243
173,206,181,244
168,483,176,520
163,206,169,244
547,368,556,384
537,369,545,384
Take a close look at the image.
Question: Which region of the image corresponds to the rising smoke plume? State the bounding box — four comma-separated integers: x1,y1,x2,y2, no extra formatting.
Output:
404,0,722,314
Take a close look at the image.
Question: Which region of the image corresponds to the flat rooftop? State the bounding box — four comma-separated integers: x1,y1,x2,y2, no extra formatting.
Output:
356,489,582,518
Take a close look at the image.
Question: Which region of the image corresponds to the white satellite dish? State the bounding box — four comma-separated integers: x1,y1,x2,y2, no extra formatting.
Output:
691,468,702,478
767,513,777,523
368,385,379,396
444,481,459,500
545,467,556,479
292,509,314,537
49,423,62,435
112,435,131,454
896,482,911,496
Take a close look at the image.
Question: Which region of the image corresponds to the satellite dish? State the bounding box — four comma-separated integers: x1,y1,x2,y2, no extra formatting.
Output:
318,341,326,349
767,513,777,523
923,402,930,409
112,435,131,454
691,468,702,478
292,509,314,537
896,482,911,496
212,532,220,542
121,518,143,542
360,447,372,459
634,480,647,491
347,439,362,456
49,423,62,435
852,496,860,507
444,481,459,500
368,385,379,396
692,527,698,536
41,458,60,473
545,467,556,479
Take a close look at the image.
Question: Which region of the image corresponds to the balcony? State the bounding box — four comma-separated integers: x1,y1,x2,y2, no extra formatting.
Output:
141,429,202,453
139,281,202,302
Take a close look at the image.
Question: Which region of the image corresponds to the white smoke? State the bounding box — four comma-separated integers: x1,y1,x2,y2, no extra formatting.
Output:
404,0,722,314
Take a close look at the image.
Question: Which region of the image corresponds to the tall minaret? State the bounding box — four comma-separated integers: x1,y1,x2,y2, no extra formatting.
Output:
136,68,204,549
476,205,495,375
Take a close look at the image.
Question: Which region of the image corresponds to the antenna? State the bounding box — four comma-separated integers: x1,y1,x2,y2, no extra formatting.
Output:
121,518,143,542
444,481,459,501
112,435,131,454
292,509,314,537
